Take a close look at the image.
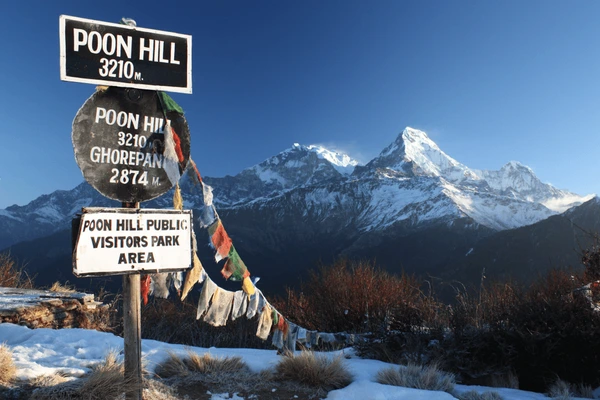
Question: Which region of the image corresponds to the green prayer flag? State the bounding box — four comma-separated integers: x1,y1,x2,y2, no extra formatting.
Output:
208,220,220,237
158,91,185,114
226,245,248,281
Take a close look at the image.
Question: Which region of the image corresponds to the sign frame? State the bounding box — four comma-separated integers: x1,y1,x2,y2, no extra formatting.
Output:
59,15,192,94
73,207,193,277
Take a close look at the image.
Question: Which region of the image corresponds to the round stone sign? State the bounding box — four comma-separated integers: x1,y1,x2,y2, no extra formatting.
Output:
72,88,190,202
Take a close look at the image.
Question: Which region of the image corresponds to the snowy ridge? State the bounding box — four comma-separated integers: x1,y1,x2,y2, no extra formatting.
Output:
0,126,593,251
0,209,21,221
441,179,555,230
358,178,462,231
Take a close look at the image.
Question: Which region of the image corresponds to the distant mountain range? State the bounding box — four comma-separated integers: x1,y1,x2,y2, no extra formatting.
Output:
1,127,596,293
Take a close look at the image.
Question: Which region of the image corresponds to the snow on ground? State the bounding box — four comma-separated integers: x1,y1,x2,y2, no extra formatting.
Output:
0,323,589,399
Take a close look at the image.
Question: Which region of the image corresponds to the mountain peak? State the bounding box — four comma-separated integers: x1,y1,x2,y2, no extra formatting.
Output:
305,144,359,173
365,127,475,181
236,143,359,189
502,160,532,172
401,126,438,147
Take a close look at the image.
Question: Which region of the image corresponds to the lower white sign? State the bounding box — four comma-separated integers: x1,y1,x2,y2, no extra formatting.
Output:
73,207,192,277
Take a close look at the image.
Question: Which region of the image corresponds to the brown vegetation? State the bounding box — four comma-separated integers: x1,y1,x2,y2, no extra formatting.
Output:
376,363,455,392
274,351,353,391
154,351,247,379
0,252,33,289
547,379,594,400
277,254,600,394
48,282,76,293
30,351,135,400
272,259,433,334
140,297,270,349
0,344,16,386
456,391,503,400
155,351,325,399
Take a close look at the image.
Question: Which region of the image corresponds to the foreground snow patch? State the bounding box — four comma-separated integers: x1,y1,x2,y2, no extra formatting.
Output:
0,323,588,400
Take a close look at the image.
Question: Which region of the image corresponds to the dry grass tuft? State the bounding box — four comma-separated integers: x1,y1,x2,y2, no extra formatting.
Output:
49,281,76,293
456,390,503,400
154,352,189,378
28,373,69,388
274,351,353,391
0,344,16,386
572,383,595,399
488,371,519,389
184,351,246,374
142,378,180,400
548,379,594,400
377,363,455,393
0,252,33,289
30,381,80,400
154,351,247,379
31,351,135,400
548,379,572,400
78,351,136,400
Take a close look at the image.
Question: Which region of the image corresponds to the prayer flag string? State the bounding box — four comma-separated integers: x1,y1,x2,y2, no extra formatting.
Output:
140,93,360,351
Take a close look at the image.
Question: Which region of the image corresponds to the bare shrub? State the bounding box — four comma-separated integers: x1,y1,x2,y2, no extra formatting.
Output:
0,252,33,289
438,268,600,392
274,351,353,391
376,363,455,393
456,390,503,400
581,240,600,283
273,259,428,334
0,344,16,386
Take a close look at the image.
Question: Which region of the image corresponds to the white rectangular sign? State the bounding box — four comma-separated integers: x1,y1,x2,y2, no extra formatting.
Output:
59,15,192,93
73,208,192,277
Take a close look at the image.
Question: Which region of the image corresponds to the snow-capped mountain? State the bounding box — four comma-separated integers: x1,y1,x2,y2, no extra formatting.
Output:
353,127,591,230
363,127,480,183
0,184,116,251
192,143,360,208
0,127,591,248
476,161,589,212
0,126,594,291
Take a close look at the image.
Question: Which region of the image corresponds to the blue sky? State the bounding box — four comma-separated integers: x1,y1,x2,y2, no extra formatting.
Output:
1,0,599,208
